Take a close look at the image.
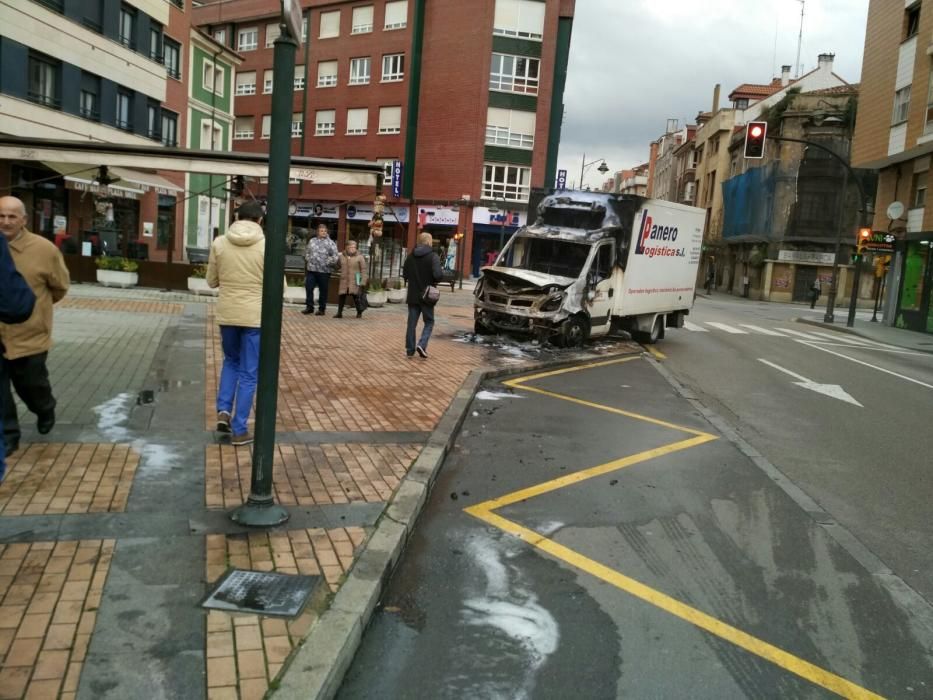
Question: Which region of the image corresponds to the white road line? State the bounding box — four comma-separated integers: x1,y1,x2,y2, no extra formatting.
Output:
705,322,748,334
798,341,933,390
806,342,925,356
803,330,902,350
683,321,708,332
777,328,825,340
738,325,787,337
758,359,810,382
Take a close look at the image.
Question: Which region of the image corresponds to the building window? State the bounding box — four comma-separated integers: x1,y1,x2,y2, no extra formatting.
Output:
384,0,407,30
378,106,402,134
147,101,161,140
912,171,927,208
82,0,104,32
116,90,133,131
149,23,163,63
485,107,535,149
265,23,281,48
204,62,225,95
893,86,911,124
320,10,340,38
161,110,178,146
235,71,257,95
489,53,539,95
261,115,272,139
317,60,338,87
734,97,749,110
483,163,531,202
315,109,336,135
493,0,545,41
119,5,136,48
238,27,258,51
346,107,368,135
926,66,933,134
200,120,223,150
79,72,100,121
164,38,181,79
381,53,405,82
292,113,304,137
906,3,921,40
234,116,255,139
349,57,371,85
352,5,374,34
302,15,308,41
27,52,60,109
263,69,274,93
213,28,227,44
36,0,64,13
294,65,305,90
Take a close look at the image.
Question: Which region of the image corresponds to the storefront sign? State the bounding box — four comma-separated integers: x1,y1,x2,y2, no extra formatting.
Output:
862,232,896,254
472,207,526,228
65,180,140,200
777,250,835,265
556,169,567,189
391,160,403,198
417,205,460,227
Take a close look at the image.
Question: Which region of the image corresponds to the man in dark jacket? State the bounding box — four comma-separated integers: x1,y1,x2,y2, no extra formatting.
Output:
402,232,443,358
0,235,36,481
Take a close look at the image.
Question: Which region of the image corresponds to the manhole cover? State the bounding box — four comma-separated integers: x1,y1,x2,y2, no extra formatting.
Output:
202,569,321,618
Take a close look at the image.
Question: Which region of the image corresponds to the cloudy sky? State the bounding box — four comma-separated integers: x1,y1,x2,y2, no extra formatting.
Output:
557,0,870,189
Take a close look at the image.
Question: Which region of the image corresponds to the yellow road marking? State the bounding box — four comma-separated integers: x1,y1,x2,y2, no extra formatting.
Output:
466,357,885,700
644,345,667,360
464,504,884,700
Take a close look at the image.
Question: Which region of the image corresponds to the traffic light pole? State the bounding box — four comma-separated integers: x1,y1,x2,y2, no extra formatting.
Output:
230,30,297,528
766,135,871,327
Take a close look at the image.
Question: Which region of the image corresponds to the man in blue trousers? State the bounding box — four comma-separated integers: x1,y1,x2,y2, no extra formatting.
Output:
0,235,36,481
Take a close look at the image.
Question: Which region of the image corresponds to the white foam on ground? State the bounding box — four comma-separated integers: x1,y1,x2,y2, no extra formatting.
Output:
461,534,560,699
132,442,179,475
475,391,524,401
92,393,135,442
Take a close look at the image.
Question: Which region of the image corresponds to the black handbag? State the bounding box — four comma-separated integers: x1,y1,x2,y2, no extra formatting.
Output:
411,258,439,306
356,290,369,312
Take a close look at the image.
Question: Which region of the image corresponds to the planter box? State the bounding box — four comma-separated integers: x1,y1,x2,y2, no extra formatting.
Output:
386,288,407,304
187,277,217,296
96,269,138,288
284,287,306,305
367,290,387,307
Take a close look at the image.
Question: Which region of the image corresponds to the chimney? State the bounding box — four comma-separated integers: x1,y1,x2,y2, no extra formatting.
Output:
712,83,721,114
817,53,835,71
781,65,791,87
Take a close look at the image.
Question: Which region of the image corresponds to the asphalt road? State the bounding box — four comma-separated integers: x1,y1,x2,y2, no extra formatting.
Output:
659,296,933,603
338,333,933,699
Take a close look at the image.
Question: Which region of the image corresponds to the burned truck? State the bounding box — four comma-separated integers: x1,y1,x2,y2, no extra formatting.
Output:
473,190,705,345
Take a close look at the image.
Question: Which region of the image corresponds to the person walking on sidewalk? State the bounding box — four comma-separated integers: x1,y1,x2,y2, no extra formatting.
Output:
403,232,443,358
334,240,368,319
0,235,36,482
809,278,821,309
0,196,70,457
207,200,265,447
302,224,338,316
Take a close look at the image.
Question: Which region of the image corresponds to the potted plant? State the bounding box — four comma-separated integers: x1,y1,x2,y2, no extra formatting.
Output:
187,264,217,296
386,277,407,304
283,275,306,305
95,256,139,288
367,279,387,307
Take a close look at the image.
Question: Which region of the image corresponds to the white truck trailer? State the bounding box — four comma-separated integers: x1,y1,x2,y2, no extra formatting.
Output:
473,190,705,345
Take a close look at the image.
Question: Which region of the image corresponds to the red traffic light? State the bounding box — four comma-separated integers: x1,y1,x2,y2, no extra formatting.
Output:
858,227,871,239
744,121,768,159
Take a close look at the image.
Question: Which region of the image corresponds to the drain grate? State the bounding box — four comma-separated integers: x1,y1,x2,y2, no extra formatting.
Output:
202,569,321,618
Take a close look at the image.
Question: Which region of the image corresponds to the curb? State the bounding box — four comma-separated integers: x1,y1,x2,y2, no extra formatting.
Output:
795,317,933,355
270,346,642,700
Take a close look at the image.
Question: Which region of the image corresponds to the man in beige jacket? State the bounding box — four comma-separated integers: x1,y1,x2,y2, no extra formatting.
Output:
207,200,265,446
0,196,70,454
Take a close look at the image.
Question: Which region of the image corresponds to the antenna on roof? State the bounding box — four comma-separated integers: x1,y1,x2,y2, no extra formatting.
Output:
795,0,805,78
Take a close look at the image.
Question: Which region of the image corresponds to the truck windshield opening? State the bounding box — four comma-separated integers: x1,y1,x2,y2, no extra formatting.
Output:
541,207,605,231
501,237,590,278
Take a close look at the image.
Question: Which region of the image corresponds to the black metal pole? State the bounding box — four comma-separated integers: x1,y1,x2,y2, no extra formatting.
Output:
847,256,863,328
230,30,296,527
824,166,848,324
458,234,464,289
871,268,882,322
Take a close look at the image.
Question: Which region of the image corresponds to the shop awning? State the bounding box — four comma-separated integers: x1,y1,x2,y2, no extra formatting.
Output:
42,162,146,200
42,162,185,197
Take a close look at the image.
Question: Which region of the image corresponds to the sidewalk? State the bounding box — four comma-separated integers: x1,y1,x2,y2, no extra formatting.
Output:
796,312,933,354
0,282,639,700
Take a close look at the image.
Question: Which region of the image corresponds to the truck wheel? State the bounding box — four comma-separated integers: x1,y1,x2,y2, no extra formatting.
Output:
556,315,589,348
644,316,663,345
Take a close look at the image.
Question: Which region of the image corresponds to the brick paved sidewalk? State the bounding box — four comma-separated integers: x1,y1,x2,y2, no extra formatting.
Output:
0,285,638,700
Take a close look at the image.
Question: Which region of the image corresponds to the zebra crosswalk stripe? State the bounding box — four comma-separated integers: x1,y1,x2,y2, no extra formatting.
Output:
777,328,825,340
705,322,748,334
738,325,787,337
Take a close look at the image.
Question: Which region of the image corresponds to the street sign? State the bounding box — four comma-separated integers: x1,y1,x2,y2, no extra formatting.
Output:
861,231,896,254
281,0,303,44
391,160,403,197
556,169,567,189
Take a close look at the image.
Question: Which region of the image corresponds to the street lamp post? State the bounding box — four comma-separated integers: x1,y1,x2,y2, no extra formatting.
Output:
579,153,609,190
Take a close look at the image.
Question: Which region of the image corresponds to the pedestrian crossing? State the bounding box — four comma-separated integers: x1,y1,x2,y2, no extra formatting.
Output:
678,320,894,349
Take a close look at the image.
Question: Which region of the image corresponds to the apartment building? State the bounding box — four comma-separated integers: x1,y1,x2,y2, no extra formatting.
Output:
193,0,575,278
647,121,694,203
0,0,202,263
852,0,933,334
